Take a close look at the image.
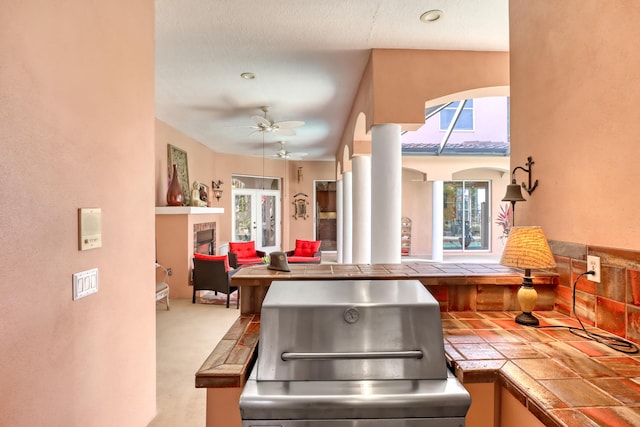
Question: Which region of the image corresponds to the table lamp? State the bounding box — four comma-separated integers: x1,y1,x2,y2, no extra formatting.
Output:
500,226,556,326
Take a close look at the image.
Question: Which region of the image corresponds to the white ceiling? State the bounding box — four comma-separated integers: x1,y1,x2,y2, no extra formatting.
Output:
155,0,509,161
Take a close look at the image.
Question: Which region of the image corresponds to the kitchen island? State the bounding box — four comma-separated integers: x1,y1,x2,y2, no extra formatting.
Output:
195,263,572,427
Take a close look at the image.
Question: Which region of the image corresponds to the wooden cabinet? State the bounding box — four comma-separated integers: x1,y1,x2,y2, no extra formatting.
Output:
401,217,411,256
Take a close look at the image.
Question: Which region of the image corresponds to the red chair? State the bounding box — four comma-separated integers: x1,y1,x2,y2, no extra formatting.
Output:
286,239,322,264
228,241,266,268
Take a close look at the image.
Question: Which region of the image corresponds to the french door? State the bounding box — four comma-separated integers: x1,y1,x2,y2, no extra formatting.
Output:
232,189,281,253
443,181,489,251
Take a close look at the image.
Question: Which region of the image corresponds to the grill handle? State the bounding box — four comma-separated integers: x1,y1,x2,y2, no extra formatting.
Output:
281,350,423,361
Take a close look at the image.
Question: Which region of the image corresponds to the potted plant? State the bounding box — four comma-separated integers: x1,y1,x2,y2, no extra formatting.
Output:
496,203,511,244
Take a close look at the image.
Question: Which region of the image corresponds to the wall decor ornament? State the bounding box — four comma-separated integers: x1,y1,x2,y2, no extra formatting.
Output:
292,192,309,220
167,144,190,206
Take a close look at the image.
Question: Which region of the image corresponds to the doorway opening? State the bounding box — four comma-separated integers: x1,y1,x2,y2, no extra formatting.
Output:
231,175,281,253
314,180,337,251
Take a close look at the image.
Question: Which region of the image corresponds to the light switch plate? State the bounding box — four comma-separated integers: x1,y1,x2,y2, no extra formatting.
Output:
73,268,99,300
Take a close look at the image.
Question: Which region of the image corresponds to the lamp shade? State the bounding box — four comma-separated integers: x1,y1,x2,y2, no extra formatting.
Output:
500,226,556,270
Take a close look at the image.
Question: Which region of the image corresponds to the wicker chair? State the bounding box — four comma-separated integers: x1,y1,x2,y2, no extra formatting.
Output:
191,255,238,308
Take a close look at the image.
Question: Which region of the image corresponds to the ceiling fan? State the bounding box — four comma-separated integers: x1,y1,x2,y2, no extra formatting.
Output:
270,141,308,160
248,106,304,137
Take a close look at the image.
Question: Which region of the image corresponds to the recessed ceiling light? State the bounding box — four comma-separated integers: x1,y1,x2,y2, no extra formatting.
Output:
420,9,443,23
240,72,256,80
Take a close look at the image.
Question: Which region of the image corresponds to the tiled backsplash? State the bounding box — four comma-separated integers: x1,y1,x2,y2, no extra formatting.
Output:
549,240,640,345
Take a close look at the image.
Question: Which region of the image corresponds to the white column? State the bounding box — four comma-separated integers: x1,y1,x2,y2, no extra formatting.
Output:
342,171,353,263
431,180,444,262
352,155,371,264
336,178,343,264
371,124,402,264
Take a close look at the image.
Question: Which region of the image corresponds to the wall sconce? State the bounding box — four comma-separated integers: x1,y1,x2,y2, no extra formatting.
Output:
297,166,303,183
211,180,223,202
502,156,538,225
500,226,556,326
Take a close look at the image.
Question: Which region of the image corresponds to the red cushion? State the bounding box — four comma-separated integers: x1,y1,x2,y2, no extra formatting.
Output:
293,239,321,257
194,253,230,272
236,256,264,265
229,241,256,258
287,255,321,264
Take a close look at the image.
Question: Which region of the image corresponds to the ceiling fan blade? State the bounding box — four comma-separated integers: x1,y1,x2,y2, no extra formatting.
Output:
274,128,296,136
251,115,272,127
249,129,264,137
274,120,304,129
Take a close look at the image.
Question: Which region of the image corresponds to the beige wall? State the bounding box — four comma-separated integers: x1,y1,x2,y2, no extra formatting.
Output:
0,1,156,426
510,0,640,249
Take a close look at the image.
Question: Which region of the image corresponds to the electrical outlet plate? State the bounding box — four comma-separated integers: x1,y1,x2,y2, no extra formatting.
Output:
587,255,601,283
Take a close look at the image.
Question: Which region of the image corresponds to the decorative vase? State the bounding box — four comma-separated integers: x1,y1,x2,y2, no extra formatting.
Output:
167,164,184,206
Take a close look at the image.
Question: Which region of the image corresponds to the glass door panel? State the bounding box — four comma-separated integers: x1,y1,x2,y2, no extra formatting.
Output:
260,193,279,252
234,190,255,242
443,181,489,251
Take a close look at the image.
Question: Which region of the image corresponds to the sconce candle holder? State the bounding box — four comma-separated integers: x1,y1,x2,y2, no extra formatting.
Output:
211,180,223,202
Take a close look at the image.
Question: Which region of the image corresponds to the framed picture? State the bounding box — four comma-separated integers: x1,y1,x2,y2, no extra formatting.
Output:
199,182,209,204
167,144,190,205
292,192,309,220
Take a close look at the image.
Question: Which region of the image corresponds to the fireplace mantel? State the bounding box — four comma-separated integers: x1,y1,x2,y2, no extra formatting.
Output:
155,206,224,215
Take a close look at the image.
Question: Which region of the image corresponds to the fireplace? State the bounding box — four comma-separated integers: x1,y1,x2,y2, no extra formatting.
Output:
193,222,216,255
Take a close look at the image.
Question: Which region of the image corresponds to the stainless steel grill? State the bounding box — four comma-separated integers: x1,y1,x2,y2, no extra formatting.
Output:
240,280,471,427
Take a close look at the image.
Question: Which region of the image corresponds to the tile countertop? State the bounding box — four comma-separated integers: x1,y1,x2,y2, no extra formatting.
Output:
444,311,640,426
